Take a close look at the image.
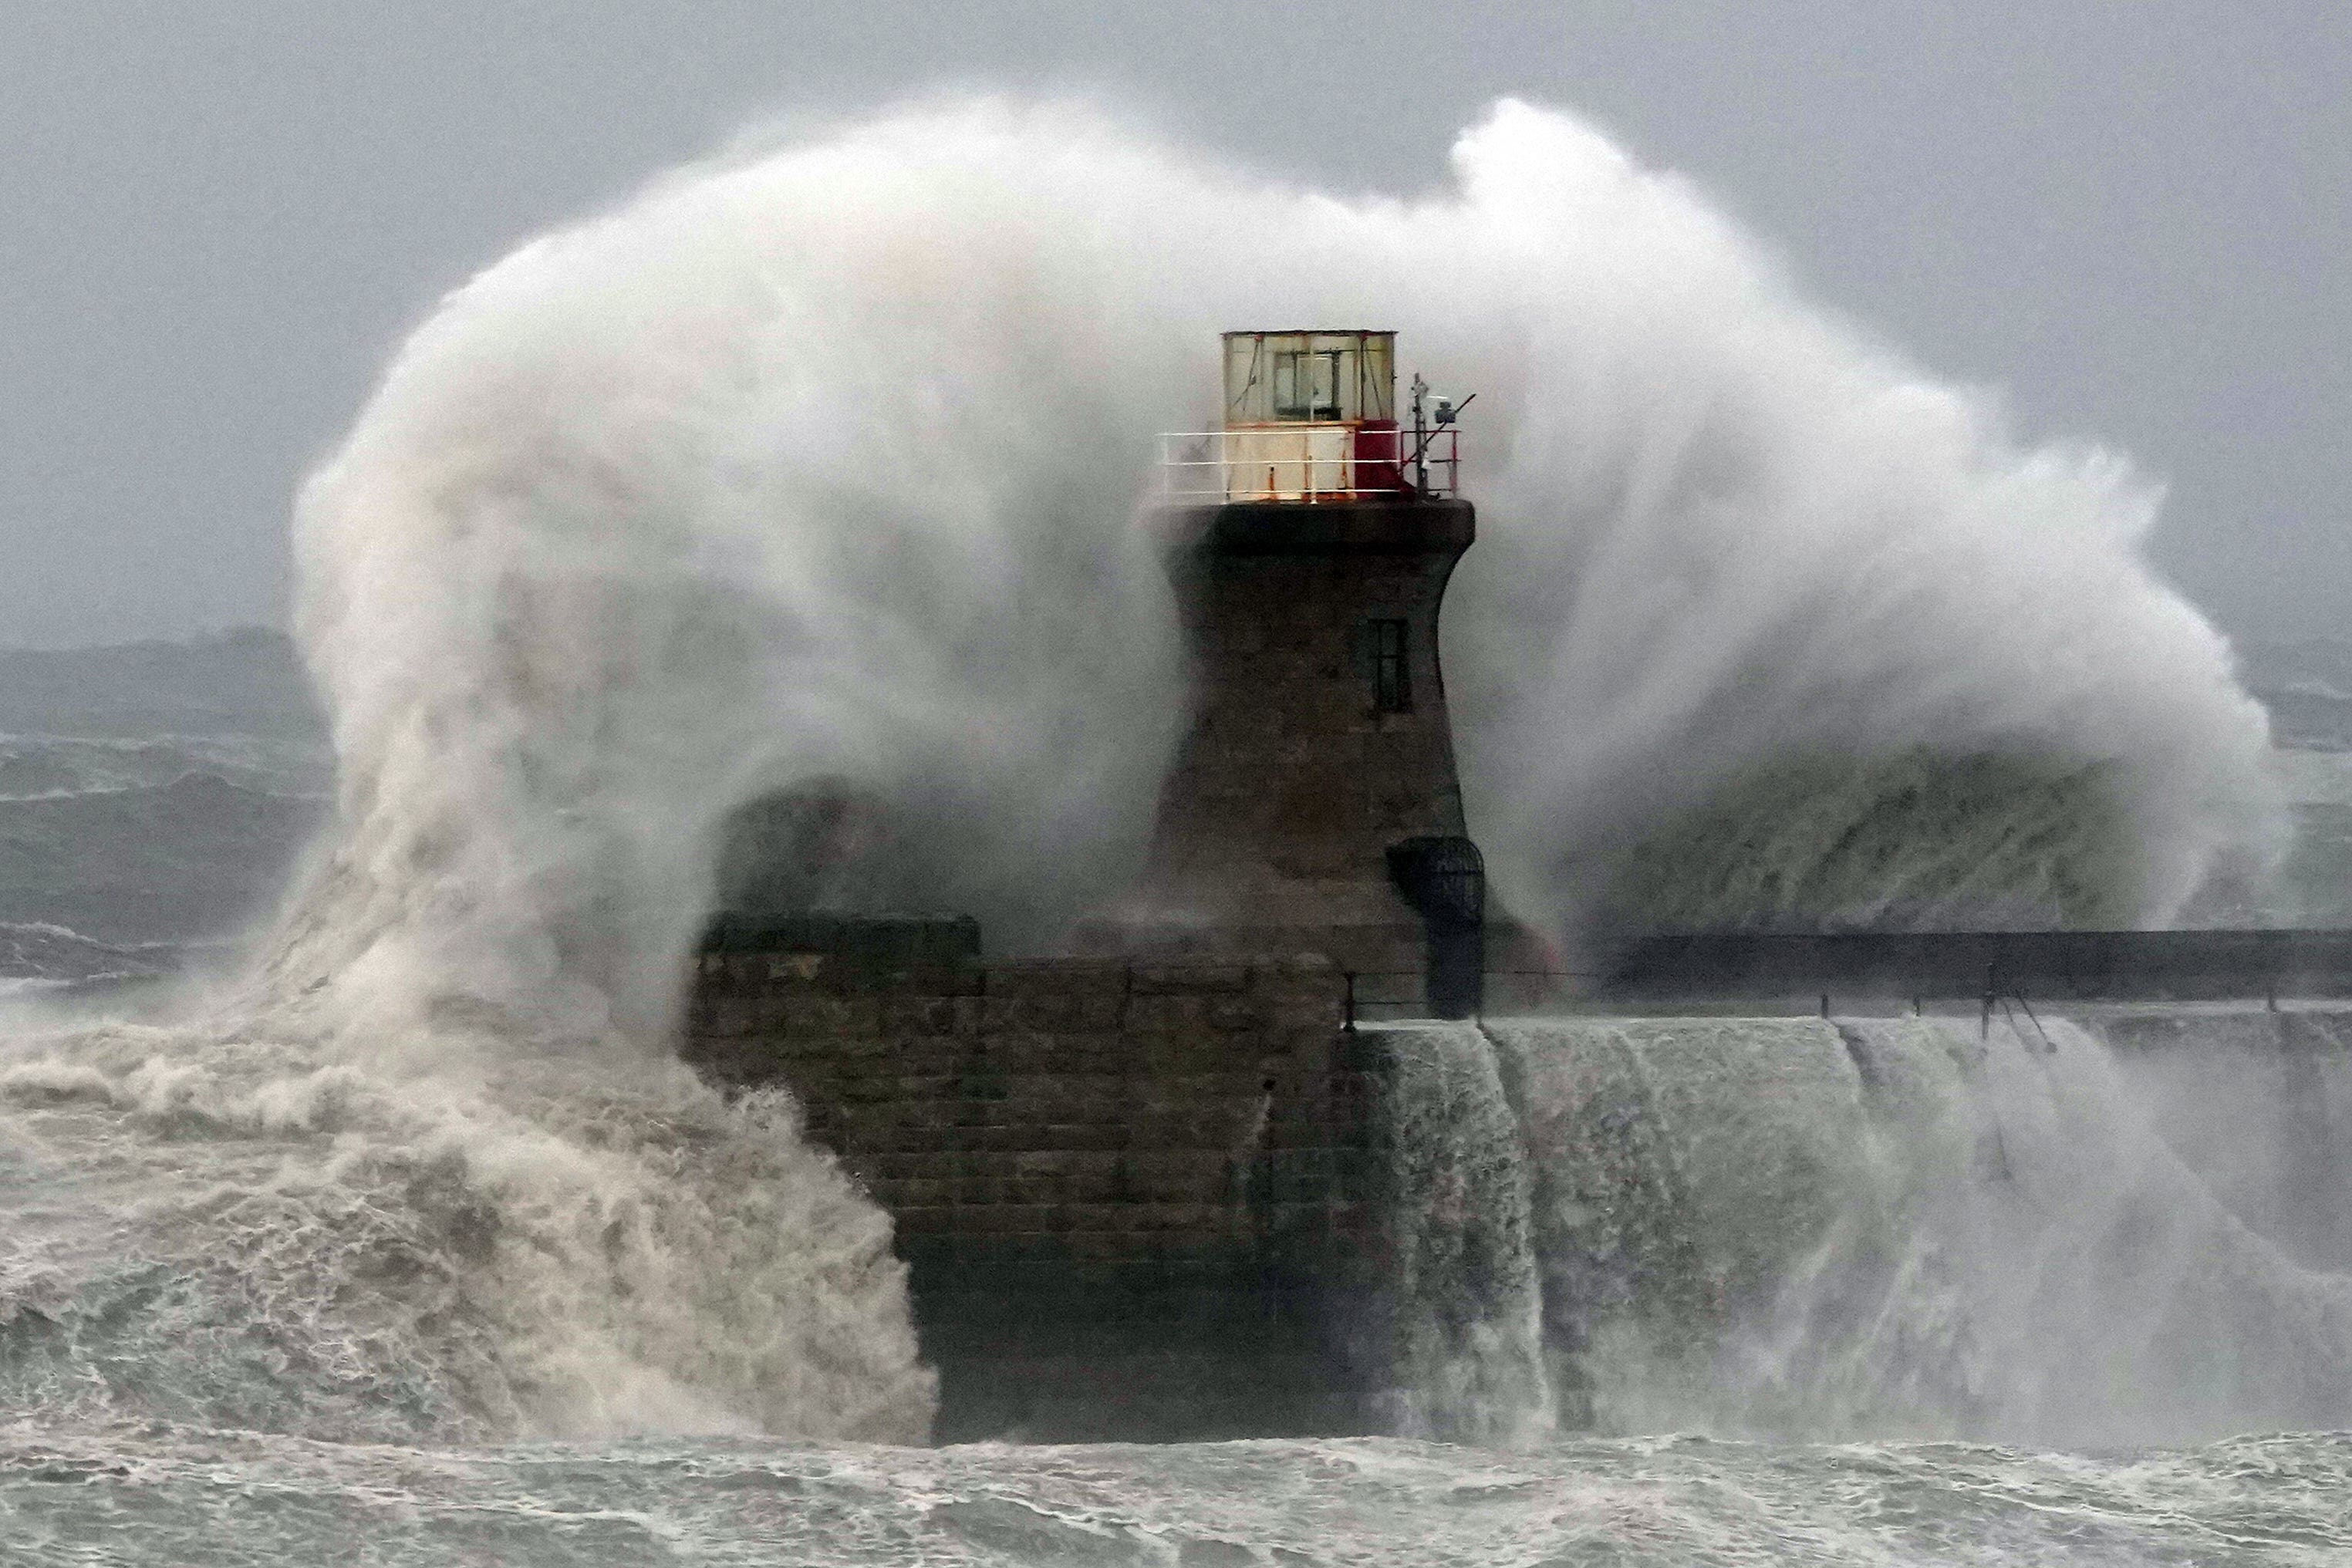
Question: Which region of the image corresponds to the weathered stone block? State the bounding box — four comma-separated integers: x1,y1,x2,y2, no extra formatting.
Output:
1208,998,1262,1031
907,964,985,997
881,996,960,1036
892,1039,966,1075
1045,1123,1132,1152
1004,1175,1063,1205
829,1074,897,1106
887,1177,953,1208
1042,1035,1126,1074
1132,966,1248,996
1147,1202,1236,1236
987,961,1129,1000
781,995,880,1036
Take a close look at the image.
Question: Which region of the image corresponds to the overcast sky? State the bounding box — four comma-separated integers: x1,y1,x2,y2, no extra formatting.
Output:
2,1,2345,650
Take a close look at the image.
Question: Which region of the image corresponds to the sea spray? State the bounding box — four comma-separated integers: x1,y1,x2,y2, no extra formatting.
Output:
1362,1023,1552,1442
1483,1017,1871,1431
289,95,2273,1036
2096,1007,2352,1271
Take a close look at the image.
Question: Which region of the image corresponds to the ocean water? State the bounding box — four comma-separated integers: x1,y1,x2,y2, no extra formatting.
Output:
3,997,2347,1564
9,644,2330,1561
8,98,2352,1562
0,635,327,990
2,703,2347,1563
4,1426,2347,1566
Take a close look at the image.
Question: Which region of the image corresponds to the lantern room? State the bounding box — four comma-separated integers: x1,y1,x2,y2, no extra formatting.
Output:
1162,330,1458,504
1223,330,1395,425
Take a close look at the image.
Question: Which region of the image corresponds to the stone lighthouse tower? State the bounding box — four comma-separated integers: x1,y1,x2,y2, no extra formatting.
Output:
1122,331,1485,1013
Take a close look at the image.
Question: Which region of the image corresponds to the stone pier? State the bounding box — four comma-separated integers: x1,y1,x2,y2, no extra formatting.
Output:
680,913,1392,1440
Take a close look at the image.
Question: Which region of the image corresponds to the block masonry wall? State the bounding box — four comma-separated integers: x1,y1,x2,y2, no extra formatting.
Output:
680,915,1391,1440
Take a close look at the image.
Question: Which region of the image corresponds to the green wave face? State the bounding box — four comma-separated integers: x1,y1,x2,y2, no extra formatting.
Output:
1598,748,2143,934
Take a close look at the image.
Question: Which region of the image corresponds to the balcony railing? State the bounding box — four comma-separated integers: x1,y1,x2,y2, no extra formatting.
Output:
1159,423,1459,504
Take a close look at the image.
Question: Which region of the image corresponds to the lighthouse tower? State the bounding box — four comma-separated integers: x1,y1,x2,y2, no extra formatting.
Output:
1124,332,1485,1014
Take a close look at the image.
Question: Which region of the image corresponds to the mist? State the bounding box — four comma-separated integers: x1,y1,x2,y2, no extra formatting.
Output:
276,96,2276,1048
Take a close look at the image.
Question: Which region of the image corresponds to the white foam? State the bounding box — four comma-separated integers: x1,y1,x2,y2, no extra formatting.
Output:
283,96,2274,1040
1490,1012,2352,1446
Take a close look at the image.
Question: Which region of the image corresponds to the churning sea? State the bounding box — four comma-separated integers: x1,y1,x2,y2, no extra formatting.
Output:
7,1427,2348,1566
2,635,2349,1566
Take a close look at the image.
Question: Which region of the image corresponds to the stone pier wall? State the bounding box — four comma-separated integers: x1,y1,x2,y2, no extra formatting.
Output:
680,916,1389,1439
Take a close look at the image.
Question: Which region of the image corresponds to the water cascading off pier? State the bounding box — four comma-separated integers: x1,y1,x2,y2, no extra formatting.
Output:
688,918,2352,1445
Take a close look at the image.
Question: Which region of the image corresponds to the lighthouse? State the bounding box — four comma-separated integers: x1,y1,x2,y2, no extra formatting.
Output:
691,333,1497,1437
1120,331,1486,1015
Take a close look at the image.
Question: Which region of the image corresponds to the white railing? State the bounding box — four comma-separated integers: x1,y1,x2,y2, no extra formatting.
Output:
1159,424,1459,503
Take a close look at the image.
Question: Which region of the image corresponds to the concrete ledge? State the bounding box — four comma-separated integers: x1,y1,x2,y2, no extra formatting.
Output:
1602,929,2352,1002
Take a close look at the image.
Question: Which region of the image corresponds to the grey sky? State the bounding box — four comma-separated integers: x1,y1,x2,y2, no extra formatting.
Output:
2,1,2345,651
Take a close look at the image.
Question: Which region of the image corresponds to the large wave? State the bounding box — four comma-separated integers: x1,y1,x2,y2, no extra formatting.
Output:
0,1021,932,1443
0,96,2282,1449
286,94,2273,1037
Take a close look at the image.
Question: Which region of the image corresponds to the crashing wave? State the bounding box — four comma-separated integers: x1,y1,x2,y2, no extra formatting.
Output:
0,96,2286,1448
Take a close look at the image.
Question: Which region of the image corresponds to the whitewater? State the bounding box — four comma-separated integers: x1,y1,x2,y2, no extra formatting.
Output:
2,98,2345,1563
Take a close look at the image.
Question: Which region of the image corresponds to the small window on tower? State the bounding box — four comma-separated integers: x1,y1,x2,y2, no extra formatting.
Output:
1372,619,1411,713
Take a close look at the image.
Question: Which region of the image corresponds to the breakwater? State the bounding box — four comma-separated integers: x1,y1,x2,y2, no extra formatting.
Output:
682,915,1388,1440
683,916,2352,1443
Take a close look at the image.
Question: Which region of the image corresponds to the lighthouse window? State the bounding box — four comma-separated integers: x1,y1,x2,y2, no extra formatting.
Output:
1274,349,1345,420
1371,619,1412,713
